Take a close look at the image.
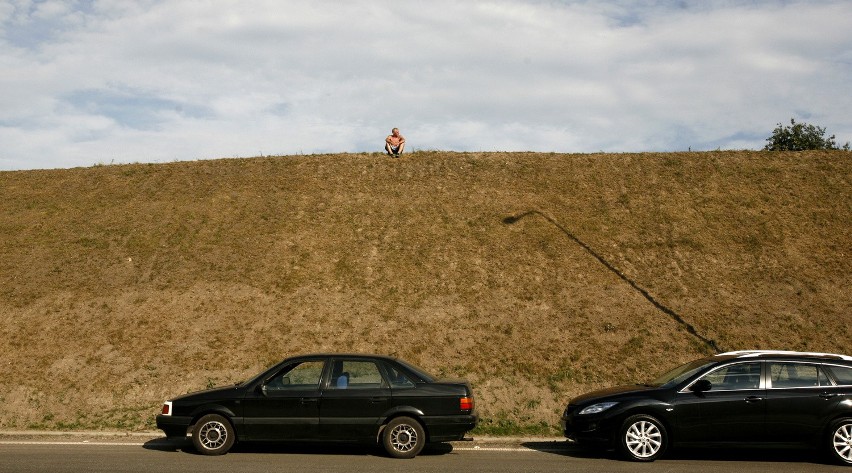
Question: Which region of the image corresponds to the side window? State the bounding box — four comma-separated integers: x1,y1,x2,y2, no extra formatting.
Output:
328,360,386,390
266,361,325,390
829,366,852,386
770,363,822,388
701,362,761,390
384,364,415,388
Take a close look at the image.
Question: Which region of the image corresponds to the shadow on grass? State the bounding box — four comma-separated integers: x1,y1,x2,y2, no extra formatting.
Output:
503,209,721,353
521,441,835,466
143,436,454,457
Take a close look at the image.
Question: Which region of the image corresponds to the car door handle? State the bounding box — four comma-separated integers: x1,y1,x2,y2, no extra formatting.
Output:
820,393,838,400
744,396,764,403
369,397,386,403
300,398,319,404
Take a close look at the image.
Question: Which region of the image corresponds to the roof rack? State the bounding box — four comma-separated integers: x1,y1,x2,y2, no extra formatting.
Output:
719,350,852,361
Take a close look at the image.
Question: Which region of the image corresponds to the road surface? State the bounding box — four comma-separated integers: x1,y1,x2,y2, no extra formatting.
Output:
0,433,844,472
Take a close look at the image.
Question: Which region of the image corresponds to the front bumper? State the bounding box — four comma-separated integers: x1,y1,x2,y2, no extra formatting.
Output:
560,413,616,446
156,415,193,438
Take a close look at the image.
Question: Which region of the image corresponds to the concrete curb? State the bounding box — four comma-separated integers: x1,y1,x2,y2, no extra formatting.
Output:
0,430,568,446
0,431,161,437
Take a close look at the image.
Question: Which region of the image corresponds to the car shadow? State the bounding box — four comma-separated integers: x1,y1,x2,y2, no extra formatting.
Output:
664,447,833,465
143,437,193,453
521,441,835,466
143,436,454,457
521,440,613,459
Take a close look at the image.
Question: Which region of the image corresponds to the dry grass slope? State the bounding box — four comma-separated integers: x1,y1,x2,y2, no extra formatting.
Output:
0,150,849,434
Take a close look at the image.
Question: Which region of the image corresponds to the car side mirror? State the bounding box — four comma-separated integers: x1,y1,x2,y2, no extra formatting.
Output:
690,379,712,393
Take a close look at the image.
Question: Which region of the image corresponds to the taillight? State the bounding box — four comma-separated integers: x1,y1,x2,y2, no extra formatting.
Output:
161,401,172,416
460,396,474,411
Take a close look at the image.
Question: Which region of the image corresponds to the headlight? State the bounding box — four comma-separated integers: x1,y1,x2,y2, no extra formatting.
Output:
578,401,618,415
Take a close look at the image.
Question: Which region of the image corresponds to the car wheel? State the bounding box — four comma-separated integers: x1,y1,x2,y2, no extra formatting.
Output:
382,416,426,459
618,414,667,462
192,414,235,455
829,417,852,465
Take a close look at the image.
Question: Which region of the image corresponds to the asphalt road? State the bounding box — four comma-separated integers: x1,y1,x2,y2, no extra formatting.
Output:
0,434,845,473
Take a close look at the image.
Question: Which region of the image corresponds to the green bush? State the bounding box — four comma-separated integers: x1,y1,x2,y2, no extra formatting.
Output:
764,118,850,151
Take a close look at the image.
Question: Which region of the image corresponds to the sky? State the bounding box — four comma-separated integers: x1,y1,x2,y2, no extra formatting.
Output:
1,0,851,171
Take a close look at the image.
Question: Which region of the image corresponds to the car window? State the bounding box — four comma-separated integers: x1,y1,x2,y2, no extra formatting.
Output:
328,360,387,390
266,361,325,390
384,363,415,388
828,365,852,386
700,362,761,390
770,363,828,388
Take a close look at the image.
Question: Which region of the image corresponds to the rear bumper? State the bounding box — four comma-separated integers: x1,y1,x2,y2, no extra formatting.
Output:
423,414,478,442
156,415,192,438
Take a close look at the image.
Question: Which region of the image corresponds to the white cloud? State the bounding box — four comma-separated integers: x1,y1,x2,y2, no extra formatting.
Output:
1,0,851,170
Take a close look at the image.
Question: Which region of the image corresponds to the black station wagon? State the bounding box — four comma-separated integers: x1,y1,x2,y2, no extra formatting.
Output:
561,350,852,465
157,354,477,458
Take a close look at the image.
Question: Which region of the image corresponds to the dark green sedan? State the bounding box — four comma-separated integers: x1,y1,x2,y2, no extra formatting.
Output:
156,353,477,458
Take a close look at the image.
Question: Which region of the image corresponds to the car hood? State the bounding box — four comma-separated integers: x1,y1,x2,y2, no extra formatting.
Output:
171,384,242,402
569,384,657,405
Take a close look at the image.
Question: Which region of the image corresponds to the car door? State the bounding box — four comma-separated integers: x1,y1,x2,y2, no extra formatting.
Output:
241,358,326,440
765,362,843,443
676,361,766,443
319,358,392,440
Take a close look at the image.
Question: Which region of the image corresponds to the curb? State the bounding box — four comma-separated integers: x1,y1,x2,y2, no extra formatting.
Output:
0,431,568,447
0,430,161,438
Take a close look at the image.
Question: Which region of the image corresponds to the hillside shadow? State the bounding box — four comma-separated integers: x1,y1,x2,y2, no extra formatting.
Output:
143,436,453,457
503,210,722,353
521,441,833,466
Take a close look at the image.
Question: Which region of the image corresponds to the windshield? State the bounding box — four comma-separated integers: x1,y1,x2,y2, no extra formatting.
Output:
648,358,715,387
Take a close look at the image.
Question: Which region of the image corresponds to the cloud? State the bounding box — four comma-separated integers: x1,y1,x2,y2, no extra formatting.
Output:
62,87,213,131
1,0,851,170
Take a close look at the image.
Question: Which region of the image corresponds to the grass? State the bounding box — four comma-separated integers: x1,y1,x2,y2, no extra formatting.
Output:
0,150,849,433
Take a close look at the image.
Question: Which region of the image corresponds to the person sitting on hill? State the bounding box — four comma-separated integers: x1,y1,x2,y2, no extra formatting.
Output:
385,128,405,158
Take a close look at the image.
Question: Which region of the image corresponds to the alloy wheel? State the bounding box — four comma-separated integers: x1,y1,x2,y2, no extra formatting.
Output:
834,423,852,464
198,420,229,451
625,420,662,459
389,423,419,453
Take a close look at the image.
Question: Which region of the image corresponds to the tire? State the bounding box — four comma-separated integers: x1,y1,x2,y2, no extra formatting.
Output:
618,414,667,462
192,414,235,456
829,417,852,466
382,416,426,459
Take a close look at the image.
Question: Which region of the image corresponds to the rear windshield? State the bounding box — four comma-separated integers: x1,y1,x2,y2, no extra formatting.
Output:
393,359,435,383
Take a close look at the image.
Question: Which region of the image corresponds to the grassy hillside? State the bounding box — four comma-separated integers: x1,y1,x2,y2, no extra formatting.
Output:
0,150,849,434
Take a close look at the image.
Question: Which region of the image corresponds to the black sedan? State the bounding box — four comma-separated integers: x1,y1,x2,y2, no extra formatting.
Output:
561,350,852,465
157,353,477,458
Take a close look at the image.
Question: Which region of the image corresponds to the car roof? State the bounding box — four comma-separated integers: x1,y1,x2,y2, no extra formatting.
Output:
291,353,402,362
716,350,852,362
